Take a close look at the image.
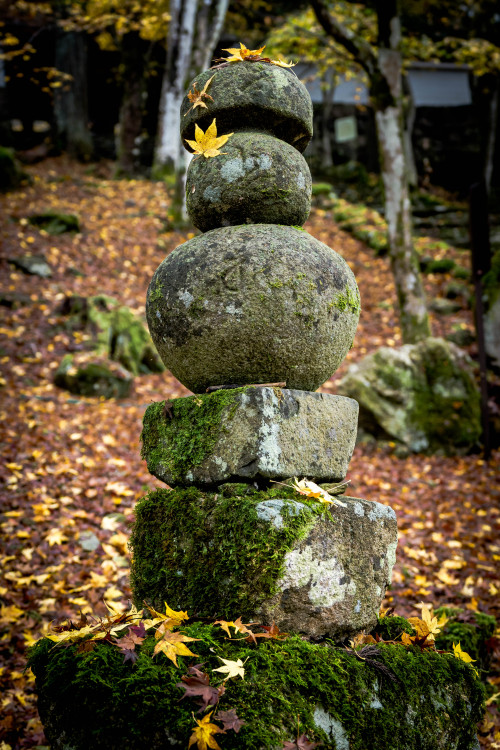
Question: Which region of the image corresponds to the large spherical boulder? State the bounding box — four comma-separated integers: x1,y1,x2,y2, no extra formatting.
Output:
146,225,360,393
180,62,313,153
186,132,311,231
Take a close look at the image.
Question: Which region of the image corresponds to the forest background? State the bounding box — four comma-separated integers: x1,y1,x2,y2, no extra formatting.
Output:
0,1,500,748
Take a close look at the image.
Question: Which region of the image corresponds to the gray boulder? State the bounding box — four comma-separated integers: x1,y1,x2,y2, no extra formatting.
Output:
338,337,481,453
141,387,359,486
146,225,360,393
186,131,311,231
180,62,313,153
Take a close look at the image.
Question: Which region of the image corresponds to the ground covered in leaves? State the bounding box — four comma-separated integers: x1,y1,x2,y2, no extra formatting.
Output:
0,157,499,749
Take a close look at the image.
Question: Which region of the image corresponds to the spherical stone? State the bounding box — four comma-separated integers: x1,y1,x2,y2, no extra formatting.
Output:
186,132,312,232
180,62,313,153
146,225,360,393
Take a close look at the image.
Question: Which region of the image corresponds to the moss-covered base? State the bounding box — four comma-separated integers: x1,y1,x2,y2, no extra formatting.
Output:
29,623,483,750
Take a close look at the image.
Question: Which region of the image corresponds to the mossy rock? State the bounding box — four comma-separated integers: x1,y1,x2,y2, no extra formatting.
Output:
180,63,313,153
0,146,28,191
186,132,311,231
59,294,164,376
338,337,481,454
28,211,80,234
146,225,360,393
434,608,496,673
129,485,397,640
28,624,484,750
54,353,133,399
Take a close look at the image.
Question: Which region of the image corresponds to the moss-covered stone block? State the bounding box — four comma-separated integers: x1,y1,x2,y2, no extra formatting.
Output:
338,337,481,454
186,132,311,231
29,624,484,750
129,485,397,640
141,388,358,486
180,63,313,153
59,294,164,376
146,225,360,392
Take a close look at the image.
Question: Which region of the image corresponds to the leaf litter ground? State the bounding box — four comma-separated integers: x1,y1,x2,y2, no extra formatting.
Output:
0,157,499,749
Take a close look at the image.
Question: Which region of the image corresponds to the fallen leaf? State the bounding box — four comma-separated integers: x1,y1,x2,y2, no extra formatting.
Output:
177,664,225,712
213,656,246,680
188,711,224,750
152,629,199,667
185,76,214,115
214,708,245,733
185,119,234,159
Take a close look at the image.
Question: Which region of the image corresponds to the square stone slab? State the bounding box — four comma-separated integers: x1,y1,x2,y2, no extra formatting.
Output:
141,386,359,486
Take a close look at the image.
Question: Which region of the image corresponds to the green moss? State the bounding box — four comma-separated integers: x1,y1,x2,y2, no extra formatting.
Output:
373,615,415,641
28,211,80,234
434,608,496,672
28,624,484,750
409,340,480,450
424,259,456,274
329,285,361,315
140,389,245,483
129,483,324,617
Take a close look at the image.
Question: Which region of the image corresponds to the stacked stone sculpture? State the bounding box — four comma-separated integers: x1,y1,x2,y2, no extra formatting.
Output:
31,60,485,750
139,60,398,640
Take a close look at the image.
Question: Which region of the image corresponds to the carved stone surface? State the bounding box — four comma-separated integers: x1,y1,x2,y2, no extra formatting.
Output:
186,132,311,232
146,224,360,393
141,387,359,486
181,62,313,153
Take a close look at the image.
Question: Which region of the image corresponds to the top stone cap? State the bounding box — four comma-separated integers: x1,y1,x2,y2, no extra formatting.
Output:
180,62,313,153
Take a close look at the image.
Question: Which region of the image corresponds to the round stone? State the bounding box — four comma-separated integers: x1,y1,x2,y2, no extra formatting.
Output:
146,225,360,393
180,62,313,153
186,132,312,232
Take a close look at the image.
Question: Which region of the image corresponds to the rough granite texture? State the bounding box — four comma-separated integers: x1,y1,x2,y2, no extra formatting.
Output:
146,225,360,393
180,62,313,153
257,495,398,639
130,486,397,640
338,337,481,454
186,131,312,231
141,387,359,485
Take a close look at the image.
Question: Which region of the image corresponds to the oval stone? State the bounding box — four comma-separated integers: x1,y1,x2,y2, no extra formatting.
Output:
146,225,360,393
186,132,312,231
181,62,313,153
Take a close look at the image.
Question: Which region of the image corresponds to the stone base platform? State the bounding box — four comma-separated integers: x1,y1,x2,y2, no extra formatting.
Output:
129,484,397,641
30,624,483,750
141,387,359,487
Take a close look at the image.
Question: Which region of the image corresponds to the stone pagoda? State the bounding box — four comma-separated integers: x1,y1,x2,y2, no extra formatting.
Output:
31,57,485,750
137,59,397,640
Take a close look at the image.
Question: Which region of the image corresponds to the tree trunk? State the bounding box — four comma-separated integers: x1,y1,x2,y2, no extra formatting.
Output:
115,34,147,178
374,0,430,343
54,31,93,161
154,0,198,175
484,77,499,192
311,0,431,344
154,0,229,226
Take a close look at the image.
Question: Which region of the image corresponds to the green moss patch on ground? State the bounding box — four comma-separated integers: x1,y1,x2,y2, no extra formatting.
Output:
129,483,324,618
28,621,484,750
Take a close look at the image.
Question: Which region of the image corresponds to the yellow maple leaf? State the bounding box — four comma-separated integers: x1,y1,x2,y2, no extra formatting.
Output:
45,528,69,546
221,42,266,62
185,75,214,115
291,477,347,508
188,712,224,750
270,58,296,68
185,119,233,159
214,616,257,643
152,630,199,667
453,642,479,676
145,601,189,630
213,656,247,680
